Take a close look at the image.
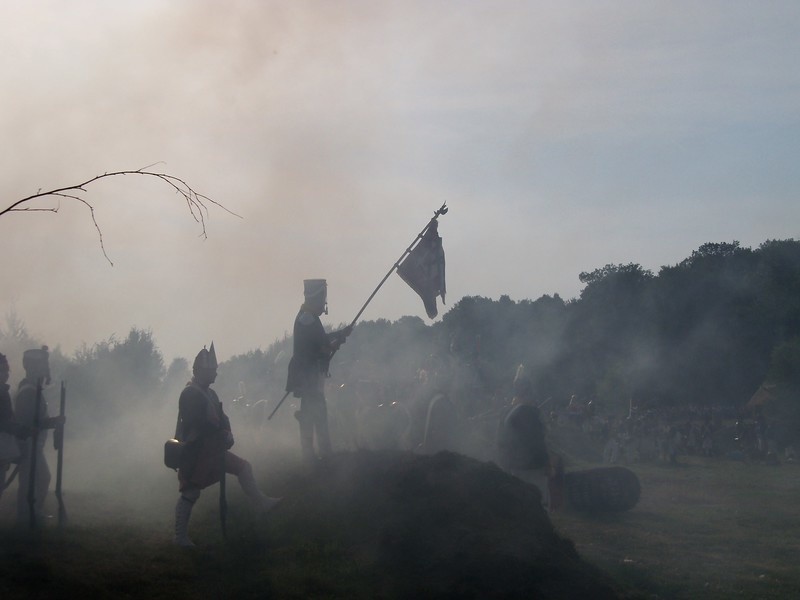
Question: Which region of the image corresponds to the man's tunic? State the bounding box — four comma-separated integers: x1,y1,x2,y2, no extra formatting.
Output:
177,382,242,491
286,309,332,398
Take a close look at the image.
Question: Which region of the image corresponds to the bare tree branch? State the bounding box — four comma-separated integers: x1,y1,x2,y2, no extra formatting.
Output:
1,167,240,265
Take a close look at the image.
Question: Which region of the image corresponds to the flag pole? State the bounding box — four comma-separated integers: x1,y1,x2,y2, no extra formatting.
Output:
268,203,448,422
348,202,448,328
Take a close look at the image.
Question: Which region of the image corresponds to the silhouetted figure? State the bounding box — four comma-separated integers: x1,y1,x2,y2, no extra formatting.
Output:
497,366,548,471
496,365,553,508
419,392,459,454
13,347,64,526
173,344,280,547
0,353,31,500
285,279,352,465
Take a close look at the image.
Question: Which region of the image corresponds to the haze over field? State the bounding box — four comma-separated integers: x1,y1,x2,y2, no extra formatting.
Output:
2,1,799,362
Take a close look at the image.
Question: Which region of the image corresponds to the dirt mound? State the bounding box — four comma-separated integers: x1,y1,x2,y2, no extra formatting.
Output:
274,450,622,599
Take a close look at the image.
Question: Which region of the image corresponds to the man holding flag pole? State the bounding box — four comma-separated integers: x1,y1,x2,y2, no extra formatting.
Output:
285,280,353,466
278,203,449,461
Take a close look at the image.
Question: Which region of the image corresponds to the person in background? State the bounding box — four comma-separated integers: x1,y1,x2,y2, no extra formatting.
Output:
497,365,552,507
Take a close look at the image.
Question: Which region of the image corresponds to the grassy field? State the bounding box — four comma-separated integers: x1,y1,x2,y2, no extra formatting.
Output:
551,456,800,599
1,452,799,598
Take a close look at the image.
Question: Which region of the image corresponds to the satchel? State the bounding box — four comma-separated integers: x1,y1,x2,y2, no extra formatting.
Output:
164,438,185,470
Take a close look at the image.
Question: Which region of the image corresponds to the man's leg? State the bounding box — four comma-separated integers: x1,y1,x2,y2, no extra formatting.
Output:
16,456,29,525
314,399,332,457
34,453,51,516
226,452,281,512
296,399,316,463
174,488,201,547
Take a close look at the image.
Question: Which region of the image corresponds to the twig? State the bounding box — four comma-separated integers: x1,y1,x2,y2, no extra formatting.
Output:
1,167,240,265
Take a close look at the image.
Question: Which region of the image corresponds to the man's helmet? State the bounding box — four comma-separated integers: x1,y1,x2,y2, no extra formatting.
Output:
193,342,218,371
22,345,51,384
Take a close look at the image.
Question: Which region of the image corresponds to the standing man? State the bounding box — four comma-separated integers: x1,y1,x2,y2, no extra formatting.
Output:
174,343,280,547
0,353,31,499
14,346,64,525
285,279,352,465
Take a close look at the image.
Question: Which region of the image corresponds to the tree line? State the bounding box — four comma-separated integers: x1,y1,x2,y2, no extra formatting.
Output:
3,238,799,440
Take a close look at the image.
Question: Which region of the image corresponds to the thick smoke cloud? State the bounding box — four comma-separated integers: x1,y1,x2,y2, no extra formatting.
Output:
2,1,799,365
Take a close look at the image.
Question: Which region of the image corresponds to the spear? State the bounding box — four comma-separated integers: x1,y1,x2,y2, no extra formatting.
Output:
268,203,449,421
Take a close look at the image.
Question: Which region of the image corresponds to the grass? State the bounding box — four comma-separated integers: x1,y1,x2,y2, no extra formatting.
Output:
1,452,799,598
550,456,800,599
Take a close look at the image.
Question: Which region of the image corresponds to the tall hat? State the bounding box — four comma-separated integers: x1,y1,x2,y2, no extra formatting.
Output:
193,342,218,371
0,352,8,368
303,279,327,300
23,345,51,383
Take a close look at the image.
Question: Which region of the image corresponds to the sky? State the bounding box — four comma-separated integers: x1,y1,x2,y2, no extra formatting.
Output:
1,0,799,364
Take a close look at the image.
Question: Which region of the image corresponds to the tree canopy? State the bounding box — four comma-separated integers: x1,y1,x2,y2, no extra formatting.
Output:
5,238,800,442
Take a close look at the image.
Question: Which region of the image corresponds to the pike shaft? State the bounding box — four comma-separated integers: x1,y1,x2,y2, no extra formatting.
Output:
27,378,43,530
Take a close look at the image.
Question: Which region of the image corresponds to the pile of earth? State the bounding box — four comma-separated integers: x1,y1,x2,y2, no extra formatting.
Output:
270,450,623,599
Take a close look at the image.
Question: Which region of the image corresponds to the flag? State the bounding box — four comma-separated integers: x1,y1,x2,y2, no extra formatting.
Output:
397,219,446,318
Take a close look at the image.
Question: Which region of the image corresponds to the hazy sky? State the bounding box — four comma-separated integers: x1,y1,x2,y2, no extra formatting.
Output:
2,1,799,363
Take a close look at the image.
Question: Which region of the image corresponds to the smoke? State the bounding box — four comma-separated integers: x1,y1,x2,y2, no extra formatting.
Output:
3,2,800,381
5,367,301,528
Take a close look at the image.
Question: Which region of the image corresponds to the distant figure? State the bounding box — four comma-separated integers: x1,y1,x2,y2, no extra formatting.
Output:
497,365,551,504
285,279,352,465
13,347,65,525
0,353,31,500
497,382,548,472
419,392,459,454
173,344,280,547
603,435,620,464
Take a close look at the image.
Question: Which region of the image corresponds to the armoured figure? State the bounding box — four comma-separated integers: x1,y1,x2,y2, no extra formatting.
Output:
173,343,280,547
285,279,352,464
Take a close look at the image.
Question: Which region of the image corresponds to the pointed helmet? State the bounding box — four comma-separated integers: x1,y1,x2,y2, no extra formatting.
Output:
193,342,218,371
